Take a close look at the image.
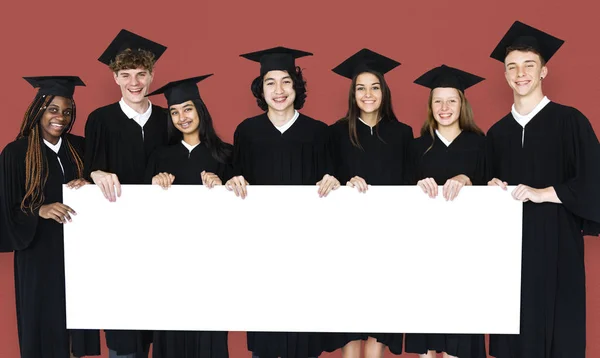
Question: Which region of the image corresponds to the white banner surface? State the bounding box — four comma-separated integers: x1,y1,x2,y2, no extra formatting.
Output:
63,185,522,334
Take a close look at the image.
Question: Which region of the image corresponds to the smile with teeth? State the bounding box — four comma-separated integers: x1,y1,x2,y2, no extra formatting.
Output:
129,88,143,95
515,80,530,86
272,96,287,103
179,122,192,129
50,123,65,129
438,113,453,119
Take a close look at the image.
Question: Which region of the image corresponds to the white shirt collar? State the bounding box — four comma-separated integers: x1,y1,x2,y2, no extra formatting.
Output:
181,140,200,153
358,117,380,128
274,110,299,134
511,96,550,128
119,98,153,122
435,130,453,147
43,137,62,154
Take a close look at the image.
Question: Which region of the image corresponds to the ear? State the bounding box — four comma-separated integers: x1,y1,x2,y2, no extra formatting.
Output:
113,72,119,85
540,66,548,80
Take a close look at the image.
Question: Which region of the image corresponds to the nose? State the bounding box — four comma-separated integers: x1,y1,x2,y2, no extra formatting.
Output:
275,82,284,94
130,76,139,86
516,65,525,77
441,101,449,110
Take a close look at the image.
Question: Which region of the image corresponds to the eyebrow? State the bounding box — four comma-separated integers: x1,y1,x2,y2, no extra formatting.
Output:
356,82,381,86
182,104,193,109
506,59,537,66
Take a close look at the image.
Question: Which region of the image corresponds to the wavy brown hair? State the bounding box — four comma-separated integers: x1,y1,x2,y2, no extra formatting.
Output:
420,88,483,151
109,48,156,73
18,93,84,213
342,70,397,149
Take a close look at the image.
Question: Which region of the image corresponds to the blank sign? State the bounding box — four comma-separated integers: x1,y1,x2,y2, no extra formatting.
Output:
63,185,522,334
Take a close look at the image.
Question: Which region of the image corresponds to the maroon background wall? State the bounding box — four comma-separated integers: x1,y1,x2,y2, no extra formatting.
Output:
1,0,599,357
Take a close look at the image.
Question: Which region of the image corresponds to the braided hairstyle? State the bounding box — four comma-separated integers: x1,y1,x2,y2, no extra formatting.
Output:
18,93,84,213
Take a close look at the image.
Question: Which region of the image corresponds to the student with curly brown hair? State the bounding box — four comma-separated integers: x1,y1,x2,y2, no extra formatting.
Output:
83,29,168,358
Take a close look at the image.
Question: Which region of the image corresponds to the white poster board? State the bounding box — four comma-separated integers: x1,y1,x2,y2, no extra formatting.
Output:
63,185,522,334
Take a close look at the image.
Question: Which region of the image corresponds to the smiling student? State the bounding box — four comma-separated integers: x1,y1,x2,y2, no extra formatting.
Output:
83,29,169,358
404,64,487,358
486,21,600,358
0,76,99,358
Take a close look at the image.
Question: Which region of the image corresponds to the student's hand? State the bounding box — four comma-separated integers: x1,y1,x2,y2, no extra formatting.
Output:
90,170,121,202
152,172,175,190
442,174,471,201
39,202,76,224
346,176,368,193
201,171,222,189
316,174,340,198
66,178,90,190
225,175,248,199
417,177,438,198
487,178,508,190
511,184,544,203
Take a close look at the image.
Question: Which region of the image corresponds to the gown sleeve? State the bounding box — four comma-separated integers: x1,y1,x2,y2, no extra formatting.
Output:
552,109,600,227
0,142,39,251
83,111,109,181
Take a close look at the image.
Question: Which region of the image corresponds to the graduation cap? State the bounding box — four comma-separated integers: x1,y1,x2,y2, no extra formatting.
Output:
414,65,485,92
146,75,213,107
490,21,564,63
23,76,86,98
98,29,167,66
332,48,400,79
240,46,313,76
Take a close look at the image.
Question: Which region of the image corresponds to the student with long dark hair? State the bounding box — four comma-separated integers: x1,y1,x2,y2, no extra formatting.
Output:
0,76,99,358
144,75,231,358
324,48,413,358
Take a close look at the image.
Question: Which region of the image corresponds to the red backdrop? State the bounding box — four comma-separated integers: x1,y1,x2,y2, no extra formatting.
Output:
1,0,599,357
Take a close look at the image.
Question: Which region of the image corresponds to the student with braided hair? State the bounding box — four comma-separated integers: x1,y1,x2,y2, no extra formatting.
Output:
0,76,99,358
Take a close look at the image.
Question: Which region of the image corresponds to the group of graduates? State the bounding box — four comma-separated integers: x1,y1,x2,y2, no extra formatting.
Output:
0,19,599,358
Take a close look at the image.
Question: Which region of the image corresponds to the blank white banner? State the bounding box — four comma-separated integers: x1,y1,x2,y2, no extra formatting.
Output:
63,185,522,334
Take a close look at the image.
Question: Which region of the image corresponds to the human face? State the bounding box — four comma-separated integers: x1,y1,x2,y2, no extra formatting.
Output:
263,70,296,112
113,67,154,105
504,50,548,98
431,87,461,129
40,96,72,144
169,100,200,136
354,72,382,116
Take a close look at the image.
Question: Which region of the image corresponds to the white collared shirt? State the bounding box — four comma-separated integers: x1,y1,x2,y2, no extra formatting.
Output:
43,137,64,174
274,110,299,134
119,98,153,139
511,96,550,146
358,117,380,135
181,140,200,153
435,130,453,147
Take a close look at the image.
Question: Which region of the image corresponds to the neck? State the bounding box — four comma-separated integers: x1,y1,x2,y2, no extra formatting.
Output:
267,106,296,126
183,132,201,146
43,134,60,145
360,111,379,126
123,97,150,114
513,90,545,116
437,124,461,142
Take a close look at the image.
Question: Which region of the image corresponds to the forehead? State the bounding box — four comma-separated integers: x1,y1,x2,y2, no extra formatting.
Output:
263,70,290,80
355,72,379,84
169,100,195,110
432,87,460,98
505,50,542,64
49,96,72,107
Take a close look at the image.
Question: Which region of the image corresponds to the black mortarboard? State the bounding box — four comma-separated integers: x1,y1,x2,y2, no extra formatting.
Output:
490,21,564,63
414,65,485,92
332,48,400,79
98,29,167,66
23,76,86,98
146,75,213,107
240,46,313,76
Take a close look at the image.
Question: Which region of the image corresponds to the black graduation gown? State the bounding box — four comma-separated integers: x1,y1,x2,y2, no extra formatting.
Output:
402,131,487,358
145,142,231,358
232,113,331,358
0,134,100,358
321,117,413,354
83,102,169,354
144,142,232,185
486,102,600,358
84,102,168,184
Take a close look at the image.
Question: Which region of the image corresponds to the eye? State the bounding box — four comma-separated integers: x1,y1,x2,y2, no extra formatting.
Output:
184,108,192,112
170,111,178,116
283,80,292,84
265,82,274,86
356,87,364,91
372,86,380,90
433,100,441,104
450,100,457,103
64,110,73,116
48,107,58,113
